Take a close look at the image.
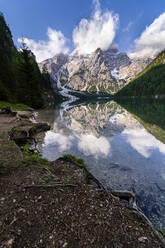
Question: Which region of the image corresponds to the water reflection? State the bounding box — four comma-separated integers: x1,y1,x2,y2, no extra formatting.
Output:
117,99,165,144
40,100,165,229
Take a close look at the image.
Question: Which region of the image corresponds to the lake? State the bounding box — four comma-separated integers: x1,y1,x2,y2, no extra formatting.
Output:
37,99,165,229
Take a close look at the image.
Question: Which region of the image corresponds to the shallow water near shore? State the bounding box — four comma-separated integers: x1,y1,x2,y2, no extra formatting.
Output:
37,99,165,229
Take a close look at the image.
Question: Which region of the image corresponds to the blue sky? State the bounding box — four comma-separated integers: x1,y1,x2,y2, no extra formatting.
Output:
1,0,165,61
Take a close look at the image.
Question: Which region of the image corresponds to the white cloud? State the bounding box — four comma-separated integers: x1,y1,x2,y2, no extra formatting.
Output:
129,12,165,58
78,134,111,158
72,0,119,54
18,28,69,62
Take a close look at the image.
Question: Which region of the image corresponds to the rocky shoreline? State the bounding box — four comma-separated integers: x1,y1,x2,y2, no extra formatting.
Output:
0,107,165,247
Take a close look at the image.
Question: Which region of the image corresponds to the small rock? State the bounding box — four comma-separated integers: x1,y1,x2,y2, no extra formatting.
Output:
18,208,26,213
38,195,42,200
13,199,16,203
138,236,148,243
63,242,68,247
6,238,14,246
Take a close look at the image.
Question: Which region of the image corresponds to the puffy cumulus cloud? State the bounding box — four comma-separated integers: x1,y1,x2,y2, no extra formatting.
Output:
122,128,165,158
130,12,165,58
78,134,111,158
18,28,69,62
72,0,119,54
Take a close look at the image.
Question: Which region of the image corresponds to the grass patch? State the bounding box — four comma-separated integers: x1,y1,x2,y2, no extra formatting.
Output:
62,154,86,167
12,126,21,132
23,142,30,154
30,125,37,132
0,101,31,111
22,154,48,166
44,165,54,173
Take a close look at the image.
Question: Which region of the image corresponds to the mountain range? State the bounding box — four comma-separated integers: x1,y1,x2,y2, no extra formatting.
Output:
39,48,151,95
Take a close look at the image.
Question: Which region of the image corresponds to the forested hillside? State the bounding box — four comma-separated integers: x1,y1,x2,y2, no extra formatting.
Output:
0,13,54,108
115,50,165,97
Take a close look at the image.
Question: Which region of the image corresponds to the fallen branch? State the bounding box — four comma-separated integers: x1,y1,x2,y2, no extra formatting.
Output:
23,184,77,189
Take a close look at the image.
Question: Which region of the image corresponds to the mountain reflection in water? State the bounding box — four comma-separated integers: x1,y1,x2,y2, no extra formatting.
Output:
38,100,165,229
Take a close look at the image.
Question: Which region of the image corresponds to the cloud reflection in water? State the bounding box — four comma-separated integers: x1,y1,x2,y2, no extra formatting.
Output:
43,131,74,152
78,134,111,158
122,128,165,158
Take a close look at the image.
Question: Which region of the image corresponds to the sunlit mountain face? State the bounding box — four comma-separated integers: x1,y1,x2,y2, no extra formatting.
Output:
38,100,165,229
38,48,151,95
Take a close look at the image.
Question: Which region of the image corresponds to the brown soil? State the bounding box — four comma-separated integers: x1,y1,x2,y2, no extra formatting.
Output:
0,112,165,248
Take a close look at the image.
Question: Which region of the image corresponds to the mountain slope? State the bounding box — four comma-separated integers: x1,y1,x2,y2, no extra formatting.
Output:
115,50,165,97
